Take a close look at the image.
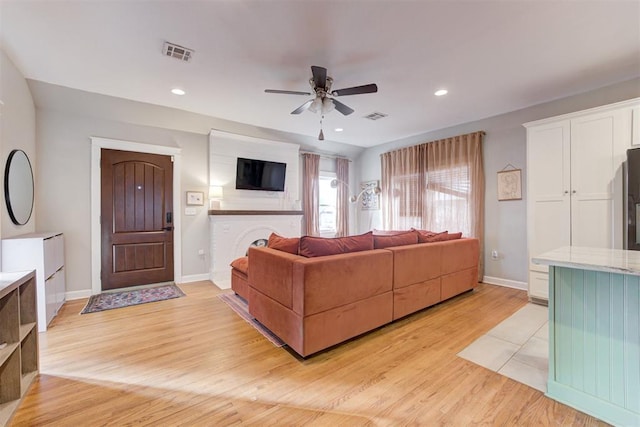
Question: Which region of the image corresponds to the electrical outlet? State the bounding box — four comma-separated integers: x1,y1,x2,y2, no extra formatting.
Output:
491,250,499,259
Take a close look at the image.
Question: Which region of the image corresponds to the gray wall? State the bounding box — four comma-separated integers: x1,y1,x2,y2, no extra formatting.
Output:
0,50,36,242
35,109,210,294
355,77,640,285
29,81,363,295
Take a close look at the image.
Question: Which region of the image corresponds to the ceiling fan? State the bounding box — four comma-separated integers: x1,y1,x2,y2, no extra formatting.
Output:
265,65,378,140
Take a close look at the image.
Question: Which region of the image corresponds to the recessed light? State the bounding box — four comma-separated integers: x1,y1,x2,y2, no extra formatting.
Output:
434,89,448,96
334,128,343,132
171,88,186,96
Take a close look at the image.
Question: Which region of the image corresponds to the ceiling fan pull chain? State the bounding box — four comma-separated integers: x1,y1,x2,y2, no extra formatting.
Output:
319,115,324,141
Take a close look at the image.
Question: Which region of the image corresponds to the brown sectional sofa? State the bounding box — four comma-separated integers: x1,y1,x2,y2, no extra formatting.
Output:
238,237,479,357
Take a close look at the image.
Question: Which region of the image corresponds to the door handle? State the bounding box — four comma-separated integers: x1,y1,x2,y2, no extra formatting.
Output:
163,226,173,231
166,212,173,223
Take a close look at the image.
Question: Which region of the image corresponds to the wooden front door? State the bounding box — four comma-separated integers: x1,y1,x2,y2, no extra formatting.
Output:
101,149,174,291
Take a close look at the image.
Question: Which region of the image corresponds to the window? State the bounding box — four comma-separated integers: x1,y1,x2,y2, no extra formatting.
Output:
319,173,337,236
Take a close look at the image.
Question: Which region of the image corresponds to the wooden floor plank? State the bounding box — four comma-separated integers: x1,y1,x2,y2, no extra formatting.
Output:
9,281,608,426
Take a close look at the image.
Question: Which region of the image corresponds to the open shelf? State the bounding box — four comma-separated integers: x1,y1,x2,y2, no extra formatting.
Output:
0,271,38,426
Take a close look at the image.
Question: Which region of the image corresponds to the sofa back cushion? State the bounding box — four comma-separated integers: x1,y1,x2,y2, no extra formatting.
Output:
374,231,418,249
268,233,300,254
299,231,374,257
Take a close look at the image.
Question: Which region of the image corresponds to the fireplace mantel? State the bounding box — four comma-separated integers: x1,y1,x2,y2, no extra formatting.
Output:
209,210,303,216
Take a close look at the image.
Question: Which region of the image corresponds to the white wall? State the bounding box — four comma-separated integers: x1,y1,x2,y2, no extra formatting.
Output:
0,50,36,244
355,77,640,286
209,130,300,210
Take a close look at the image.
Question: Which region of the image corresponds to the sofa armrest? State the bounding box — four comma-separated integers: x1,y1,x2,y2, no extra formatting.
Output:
248,246,302,310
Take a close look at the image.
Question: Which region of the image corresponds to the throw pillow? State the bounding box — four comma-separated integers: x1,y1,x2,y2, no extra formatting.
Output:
230,256,249,275
299,231,374,257
415,230,448,243
268,233,300,254
374,231,419,249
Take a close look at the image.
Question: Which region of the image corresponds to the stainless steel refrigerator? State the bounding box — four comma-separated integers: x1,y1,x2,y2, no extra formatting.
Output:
626,147,640,250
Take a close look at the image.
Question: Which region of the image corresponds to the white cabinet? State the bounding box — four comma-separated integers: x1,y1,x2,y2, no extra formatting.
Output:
525,99,638,302
2,232,66,332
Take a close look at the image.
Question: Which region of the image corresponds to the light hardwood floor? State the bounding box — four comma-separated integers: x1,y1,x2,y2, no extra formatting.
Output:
10,282,607,426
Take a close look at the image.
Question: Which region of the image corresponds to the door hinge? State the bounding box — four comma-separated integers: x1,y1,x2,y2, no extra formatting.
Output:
171,156,175,163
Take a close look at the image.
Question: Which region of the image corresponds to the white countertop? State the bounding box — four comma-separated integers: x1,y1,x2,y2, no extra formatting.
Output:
532,246,640,276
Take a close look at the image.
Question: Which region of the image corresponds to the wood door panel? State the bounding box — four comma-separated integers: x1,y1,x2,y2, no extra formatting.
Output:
101,149,173,290
113,242,166,272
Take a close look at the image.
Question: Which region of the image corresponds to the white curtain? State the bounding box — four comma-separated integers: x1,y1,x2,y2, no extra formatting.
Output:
335,157,349,237
302,153,320,236
381,131,485,278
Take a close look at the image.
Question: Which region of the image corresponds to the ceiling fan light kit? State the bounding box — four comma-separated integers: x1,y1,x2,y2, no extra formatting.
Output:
265,65,378,140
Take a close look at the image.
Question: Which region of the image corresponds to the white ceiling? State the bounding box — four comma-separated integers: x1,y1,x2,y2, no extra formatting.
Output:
1,1,639,148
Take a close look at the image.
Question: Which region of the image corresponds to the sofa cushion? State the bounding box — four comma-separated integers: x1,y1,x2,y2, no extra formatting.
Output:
374,231,418,249
299,231,374,257
268,232,300,254
230,256,249,275
415,230,463,243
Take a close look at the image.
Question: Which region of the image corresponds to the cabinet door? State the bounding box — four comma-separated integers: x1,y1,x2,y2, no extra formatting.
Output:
56,267,66,312
570,109,630,249
527,120,571,272
45,274,57,326
528,271,549,300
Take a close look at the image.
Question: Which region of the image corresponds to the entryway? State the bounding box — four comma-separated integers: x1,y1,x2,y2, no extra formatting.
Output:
100,149,174,291
90,137,182,295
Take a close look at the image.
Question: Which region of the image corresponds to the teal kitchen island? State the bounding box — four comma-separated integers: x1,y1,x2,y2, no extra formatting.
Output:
532,246,640,426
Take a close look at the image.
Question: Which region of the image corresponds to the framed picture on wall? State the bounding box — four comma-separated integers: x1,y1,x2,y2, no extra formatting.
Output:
497,169,522,201
360,180,380,210
186,191,204,206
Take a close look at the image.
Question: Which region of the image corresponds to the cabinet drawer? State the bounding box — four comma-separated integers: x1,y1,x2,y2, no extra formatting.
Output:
528,270,549,300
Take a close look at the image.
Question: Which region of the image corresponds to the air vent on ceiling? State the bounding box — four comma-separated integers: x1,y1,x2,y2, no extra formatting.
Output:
363,112,388,121
162,41,194,62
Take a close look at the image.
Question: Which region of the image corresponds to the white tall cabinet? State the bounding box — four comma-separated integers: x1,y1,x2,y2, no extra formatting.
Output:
2,232,66,332
525,98,639,302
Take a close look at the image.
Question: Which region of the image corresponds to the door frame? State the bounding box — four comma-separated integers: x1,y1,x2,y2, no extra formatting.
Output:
90,137,182,295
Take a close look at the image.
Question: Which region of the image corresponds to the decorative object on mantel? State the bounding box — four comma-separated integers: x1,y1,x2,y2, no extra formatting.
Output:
209,186,223,210
80,284,185,314
497,164,522,201
186,191,204,206
358,180,381,210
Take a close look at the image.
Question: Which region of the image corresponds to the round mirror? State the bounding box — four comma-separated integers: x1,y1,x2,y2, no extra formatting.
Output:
4,149,34,225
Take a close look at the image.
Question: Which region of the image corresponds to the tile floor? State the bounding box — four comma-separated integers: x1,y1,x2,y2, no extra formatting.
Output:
457,303,549,392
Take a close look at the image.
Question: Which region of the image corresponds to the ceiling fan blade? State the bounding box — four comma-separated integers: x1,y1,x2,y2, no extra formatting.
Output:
332,99,354,116
311,66,327,89
265,89,312,95
332,83,378,97
291,99,314,115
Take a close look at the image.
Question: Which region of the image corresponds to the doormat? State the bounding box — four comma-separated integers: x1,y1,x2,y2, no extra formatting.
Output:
217,292,285,347
80,284,185,314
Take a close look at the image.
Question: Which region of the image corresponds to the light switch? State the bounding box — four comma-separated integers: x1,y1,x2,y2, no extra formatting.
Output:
185,207,197,216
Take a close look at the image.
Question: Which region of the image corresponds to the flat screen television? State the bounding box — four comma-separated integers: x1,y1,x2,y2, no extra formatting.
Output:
235,157,287,192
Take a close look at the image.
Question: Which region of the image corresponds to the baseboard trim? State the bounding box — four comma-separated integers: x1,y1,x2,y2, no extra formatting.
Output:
66,289,92,300
482,276,527,290
180,273,211,284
